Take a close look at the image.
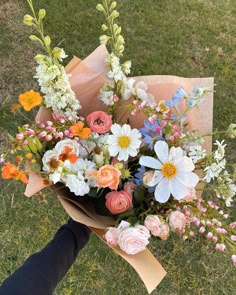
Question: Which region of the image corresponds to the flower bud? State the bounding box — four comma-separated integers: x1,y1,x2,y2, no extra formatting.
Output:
96,4,105,12
35,54,46,63
101,24,108,31
38,9,46,20
29,35,41,42
44,36,51,46
23,14,34,26
110,1,117,10
99,35,110,45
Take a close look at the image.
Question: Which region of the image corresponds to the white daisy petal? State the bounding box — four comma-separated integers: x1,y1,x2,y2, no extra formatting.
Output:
176,171,199,187
154,141,169,163
169,146,183,161
169,177,190,200
111,124,121,136
148,171,163,187
154,178,170,203
139,156,162,169
121,124,131,135
175,157,194,172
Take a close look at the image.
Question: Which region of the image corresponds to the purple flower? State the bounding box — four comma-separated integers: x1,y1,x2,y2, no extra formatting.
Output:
140,120,163,149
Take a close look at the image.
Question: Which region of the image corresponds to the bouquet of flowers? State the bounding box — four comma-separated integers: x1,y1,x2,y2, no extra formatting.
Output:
1,0,236,293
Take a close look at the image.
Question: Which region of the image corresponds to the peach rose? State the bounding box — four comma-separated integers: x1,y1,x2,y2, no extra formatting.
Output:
96,165,121,190
87,111,112,134
105,190,133,214
143,171,154,186
169,210,186,231
124,182,137,196
118,224,150,255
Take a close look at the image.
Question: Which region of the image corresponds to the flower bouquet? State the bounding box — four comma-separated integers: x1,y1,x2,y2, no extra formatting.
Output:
1,0,236,293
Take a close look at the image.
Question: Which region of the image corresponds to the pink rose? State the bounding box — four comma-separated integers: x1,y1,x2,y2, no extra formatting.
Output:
169,210,186,231
124,182,137,196
118,224,150,255
87,111,112,134
104,227,119,247
181,187,197,202
96,165,121,190
144,215,162,236
158,224,170,240
105,190,132,214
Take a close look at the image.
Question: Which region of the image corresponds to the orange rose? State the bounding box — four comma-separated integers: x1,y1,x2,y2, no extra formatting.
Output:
96,165,121,190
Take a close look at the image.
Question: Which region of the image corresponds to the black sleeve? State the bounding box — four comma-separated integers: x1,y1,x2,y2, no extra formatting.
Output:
0,220,90,295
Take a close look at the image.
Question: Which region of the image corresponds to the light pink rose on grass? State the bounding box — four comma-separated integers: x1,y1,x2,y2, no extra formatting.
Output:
87,111,112,134
105,190,133,214
118,224,151,255
169,210,186,231
181,187,197,202
144,215,162,236
124,182,137,196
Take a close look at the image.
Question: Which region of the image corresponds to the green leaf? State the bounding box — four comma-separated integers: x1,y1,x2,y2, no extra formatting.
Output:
134,188,145,203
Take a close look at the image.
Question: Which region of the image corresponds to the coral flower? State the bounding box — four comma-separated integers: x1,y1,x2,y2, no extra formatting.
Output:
70,122,91,139
2,162,29,184
59,146,78,163
18,90,43,111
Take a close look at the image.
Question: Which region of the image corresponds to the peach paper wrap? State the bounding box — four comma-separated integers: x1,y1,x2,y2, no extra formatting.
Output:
25,45,214,294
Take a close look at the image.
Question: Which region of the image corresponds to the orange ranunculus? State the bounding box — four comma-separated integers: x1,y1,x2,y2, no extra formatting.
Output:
96,165,121,190
70,121,91,139
18,90,43,111
2,162,29,184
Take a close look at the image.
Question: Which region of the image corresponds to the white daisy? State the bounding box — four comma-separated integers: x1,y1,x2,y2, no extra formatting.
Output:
139,141,199,203
107,124,142,161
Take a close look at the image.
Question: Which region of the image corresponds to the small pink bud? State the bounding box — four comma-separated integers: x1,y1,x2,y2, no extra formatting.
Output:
46,121,53,126
161,121,167,127
174,132,181,138
38,131,47,139
26,129,35,136
60,118,66,123
22,140,28,146
169,136,175,142
231,235,236,241
215,243,226,252
231,255,236,265
206,232,213,239
133,100,139,105
148,117,155,124
152,114,158,120
212,236,218,243
156,126,162,133
53,113,60,120
199,226,206,234
173,125,180,132
46,134,53,142
39,123,45,128
182,235,188,241
189,231,195,237
230,222,236,229
16,133,24,140
113,95,119,102
206,221,213,227
140,101,148,108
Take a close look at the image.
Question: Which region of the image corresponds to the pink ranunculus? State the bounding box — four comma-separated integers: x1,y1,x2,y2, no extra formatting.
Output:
169,210,186,231
104,227,119,247
158,224,170,240
144,215,162,236
118,225,150,255
105,190,133,215
124,182,137,196
96,165,121,190
87,111,112,134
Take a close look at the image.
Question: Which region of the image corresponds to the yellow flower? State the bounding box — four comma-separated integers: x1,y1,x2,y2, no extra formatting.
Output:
18,90,43,111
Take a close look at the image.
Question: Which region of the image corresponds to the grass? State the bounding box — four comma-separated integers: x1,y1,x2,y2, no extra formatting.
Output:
0,0,236,294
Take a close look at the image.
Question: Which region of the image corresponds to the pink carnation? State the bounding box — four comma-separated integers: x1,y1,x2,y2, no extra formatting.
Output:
169,210,186,231
87,111,112,134
105,190,132,215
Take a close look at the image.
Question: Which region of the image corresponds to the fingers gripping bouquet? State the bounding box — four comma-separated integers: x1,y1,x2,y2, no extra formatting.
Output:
1,0,236,293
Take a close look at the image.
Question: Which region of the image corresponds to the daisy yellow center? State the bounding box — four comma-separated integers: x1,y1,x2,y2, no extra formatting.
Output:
118,136,130,148
161,162,177,179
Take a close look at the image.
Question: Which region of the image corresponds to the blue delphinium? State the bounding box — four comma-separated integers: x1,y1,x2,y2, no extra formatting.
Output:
140,120,163,150
165,87,186,108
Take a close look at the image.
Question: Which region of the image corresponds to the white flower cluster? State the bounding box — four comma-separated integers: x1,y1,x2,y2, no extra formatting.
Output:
188,144,206,163
204,140,227,183
215,171,236,207
35,55,81,118
42,139,96,196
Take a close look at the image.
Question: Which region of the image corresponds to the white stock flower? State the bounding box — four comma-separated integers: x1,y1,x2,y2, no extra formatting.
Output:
204,159,226,183
188,144,206,163
123,78,154,105
214,140,226,162
65,174,90,196
107,124,142,161
139,141,199,203
99,89,114,106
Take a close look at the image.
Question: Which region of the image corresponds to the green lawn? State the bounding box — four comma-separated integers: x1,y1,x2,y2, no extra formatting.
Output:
0,0,236,294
